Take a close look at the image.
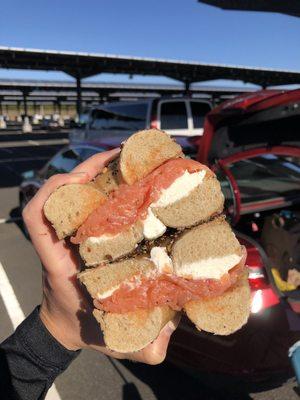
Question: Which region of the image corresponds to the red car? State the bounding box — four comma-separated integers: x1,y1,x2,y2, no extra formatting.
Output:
168,89,300,379
20,89,300,378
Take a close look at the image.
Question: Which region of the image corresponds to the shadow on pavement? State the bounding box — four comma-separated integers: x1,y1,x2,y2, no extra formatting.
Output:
0,133,65,188
118,359,217,400
9,207,30,240
118,358,295,400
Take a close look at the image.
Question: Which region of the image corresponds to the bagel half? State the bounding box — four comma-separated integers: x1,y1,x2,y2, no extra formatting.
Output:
93,306,176,353
120,129,183,185
78,258,176,352
152,174,224,228
43,129,182,240
184,269,250,335
79,217,250,351
43,184,106,240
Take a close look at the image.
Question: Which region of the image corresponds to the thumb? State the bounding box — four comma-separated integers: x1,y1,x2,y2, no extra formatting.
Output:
138,313,181,365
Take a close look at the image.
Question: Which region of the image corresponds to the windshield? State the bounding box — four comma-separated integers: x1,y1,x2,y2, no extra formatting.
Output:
225,154,300,205
90,103,148,131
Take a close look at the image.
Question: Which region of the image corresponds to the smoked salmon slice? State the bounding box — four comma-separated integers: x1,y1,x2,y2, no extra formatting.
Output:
95,264,243,314
72,158,210,244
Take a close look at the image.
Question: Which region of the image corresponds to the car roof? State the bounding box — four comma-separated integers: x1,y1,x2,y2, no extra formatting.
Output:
210,89,300,117
84,96,211,112
86,99,152,111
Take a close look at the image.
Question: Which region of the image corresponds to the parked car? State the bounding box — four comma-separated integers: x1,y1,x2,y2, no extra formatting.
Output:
69,97,212,143
166,89,300,380
19,89,300,379
41,116,60,130
19,144,106,223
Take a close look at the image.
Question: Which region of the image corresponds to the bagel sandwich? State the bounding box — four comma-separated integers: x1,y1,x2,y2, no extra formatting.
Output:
43,128,250,353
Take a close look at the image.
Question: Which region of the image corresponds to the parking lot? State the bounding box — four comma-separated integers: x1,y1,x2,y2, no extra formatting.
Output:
0,128,298,400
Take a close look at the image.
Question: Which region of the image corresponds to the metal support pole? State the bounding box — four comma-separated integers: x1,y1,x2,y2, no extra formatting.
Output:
22,91,28,117
98,91,103,104
211,94,217,108
57,100,62,115
76,75,82,117
184,81,191,96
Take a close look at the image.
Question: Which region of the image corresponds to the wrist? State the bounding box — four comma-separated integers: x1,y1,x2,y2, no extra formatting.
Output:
39,303,81,351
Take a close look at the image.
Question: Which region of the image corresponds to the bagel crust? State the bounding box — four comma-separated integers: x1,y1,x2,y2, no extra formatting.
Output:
44,184,106,240
120,129,183,184
184,269,251,335
93,306,176,352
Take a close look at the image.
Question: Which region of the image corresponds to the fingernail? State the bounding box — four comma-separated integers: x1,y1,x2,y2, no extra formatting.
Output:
165,321,177,334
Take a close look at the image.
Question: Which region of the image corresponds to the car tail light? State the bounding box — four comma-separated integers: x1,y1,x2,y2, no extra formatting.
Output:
248,266,280,313
248,267,269,290
251,289,264,314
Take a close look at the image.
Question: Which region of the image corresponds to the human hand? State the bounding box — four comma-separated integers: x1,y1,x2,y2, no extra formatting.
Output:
22,149,180,364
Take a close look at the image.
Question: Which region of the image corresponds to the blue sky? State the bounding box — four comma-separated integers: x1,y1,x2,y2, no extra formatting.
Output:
1,0,300,86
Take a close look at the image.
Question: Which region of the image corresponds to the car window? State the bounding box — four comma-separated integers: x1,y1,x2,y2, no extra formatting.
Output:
190,102,211,129
160,102,188,130
90,103,147,131
45,148,82,178
227,154,300,204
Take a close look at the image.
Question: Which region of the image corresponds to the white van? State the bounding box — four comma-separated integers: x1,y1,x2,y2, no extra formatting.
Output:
71,97,212,142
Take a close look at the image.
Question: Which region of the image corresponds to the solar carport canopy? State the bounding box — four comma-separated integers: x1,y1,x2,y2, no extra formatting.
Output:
1,46,300,86
199,0,300,18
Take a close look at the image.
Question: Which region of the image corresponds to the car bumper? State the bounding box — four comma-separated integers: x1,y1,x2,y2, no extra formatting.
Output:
167,303,300,378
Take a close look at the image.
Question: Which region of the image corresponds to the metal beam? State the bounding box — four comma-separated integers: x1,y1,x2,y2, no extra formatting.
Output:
1,47,300,86
199,0,300,17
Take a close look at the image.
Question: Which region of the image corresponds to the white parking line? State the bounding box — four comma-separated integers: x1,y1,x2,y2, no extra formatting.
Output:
0,261,62,400
0,261,25,330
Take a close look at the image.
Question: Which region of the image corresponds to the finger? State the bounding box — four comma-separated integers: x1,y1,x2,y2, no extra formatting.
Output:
72,148,120,178
131,313,181,365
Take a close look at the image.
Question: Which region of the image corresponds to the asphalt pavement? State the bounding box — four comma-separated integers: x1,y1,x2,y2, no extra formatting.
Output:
0,129,299,400
0,128,68,187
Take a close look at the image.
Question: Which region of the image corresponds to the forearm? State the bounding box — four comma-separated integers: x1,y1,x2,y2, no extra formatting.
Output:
0,306,80,400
